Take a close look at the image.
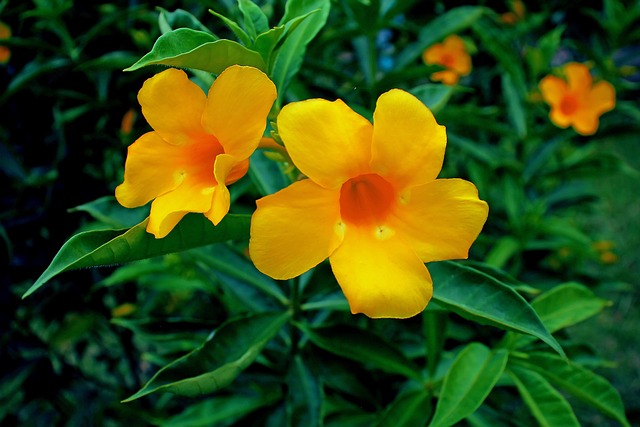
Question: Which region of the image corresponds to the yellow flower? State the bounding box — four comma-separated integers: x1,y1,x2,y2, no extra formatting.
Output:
0,21,11,64
422,35,472,86
249,89,488,319
539,62,615,135
116,65,276,238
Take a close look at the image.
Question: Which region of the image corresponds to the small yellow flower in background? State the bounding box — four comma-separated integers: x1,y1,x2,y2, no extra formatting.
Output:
116,65,277,238
422,35,471,86
249,89,489,319
0,21,11,64
539,62,615,135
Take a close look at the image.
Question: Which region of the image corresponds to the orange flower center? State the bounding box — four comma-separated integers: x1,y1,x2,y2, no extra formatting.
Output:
440,53,456,68
560,94,579,115
340,174,395,227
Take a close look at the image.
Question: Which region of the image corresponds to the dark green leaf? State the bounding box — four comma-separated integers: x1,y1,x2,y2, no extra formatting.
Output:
287,355,322,427
123,311,290,401
298,323,422,379
209,8,252,47
125,28,265,73
430,343,508,427
158,8,215,34
68,196,149,229
501,73,526,139
508,366,580,427
375,387,431,427
409,84,454,114
238,0,269,39
23,214,250,298
429,262,564,357
511,352,630,427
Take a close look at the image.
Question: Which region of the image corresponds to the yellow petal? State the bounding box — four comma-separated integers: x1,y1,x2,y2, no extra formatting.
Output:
548,107,572,129
147,174,215,238
115,132,186,208
423,44,444,65
371,89,447,189
202,65,277,160
204,154,236,225
589,80,616,114
250,179,343,279
571,110,599,135
443,34,465,51
329,225,432,319
390,178,488,262
565,62,592,92
137,68,209,145
431,70,460,85
539,75,567,106
278,98,373,189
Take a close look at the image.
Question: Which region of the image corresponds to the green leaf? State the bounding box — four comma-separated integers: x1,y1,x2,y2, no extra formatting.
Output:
395,6,486,69
238,0,269,39
68,196,149,229
287,355,322,427
512,352,630,427
508,366,580,427
429,262,564,357
429,343,508,427
123,311,290,401
158,7,215,34
160,386,282,427
248,150,290,196
272,0,330,109
298,323,422,379
125,28,265,73
23,213,250,298
375,387,431,427
501,73,526,139
506,282,610,350
409,84,454,114
209,8,252,47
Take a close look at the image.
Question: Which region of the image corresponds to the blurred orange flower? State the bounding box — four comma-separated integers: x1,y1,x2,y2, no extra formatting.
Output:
120,108,136,135
249,89,488,319
500,0,526,25
422,35,471,85
539,62,615,135
116,66,276,238
0,21,11,64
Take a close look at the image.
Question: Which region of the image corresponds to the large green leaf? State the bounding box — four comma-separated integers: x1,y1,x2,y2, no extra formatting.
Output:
157,7,215,34
23,214,251,298
395,6,486,69
508,366,580,427
505,282,609,350
238,0,269,39
511,352,630,427
429,343,508,427
125,28,265,73
298,323,422,379
271,0,330,109
409,84,454,114
123,311,290,401
429,262,564,357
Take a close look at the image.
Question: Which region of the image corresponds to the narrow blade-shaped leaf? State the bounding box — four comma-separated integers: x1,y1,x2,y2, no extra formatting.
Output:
429,343,508,427
123,311,290,401
24,214,250,298
511,352,630,427
429,261,564,357
125,28,265,73
239,0,269,38
272,0,330,108
287,355,322,427
297,323,421,379
508,366,580,427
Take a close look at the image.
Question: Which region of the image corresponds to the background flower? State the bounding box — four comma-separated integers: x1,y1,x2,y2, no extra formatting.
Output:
422,34,471,85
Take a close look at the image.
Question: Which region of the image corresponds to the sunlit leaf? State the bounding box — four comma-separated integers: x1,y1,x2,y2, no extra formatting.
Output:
238,0,269,39
125,28,265,73
429,343,508,427
23,214,251,298
429,262,564,357
158,7,215,34
123,311,290,401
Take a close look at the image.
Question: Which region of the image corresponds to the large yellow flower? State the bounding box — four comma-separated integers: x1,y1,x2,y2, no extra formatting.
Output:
116,65,276,238
539,62,615,135
422,35,471,86
249,89,489,319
